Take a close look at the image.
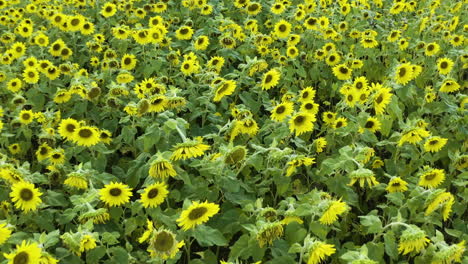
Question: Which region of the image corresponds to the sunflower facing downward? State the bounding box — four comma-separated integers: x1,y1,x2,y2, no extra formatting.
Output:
140,182,169,208
170,139,210,161
424,136,448,153
10,182,42,212
3,240,42,264
99,182,133,207
177,201,220,231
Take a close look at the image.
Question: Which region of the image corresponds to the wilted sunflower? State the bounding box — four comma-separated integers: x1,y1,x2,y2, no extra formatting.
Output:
307,241,336,264
149,157,177,178
79,235,97,253
289,112,315,136
10,181,42,212
72,126,100,147
261,69,281,90
171,139,210,161
3,240,42,264
177,201,220,231
99,182,133,207
319,200,347,225
425,191,454,221
398,226,430,255
140,182,169,208
270,101,294,122
348,168,379,188
64,172,88,190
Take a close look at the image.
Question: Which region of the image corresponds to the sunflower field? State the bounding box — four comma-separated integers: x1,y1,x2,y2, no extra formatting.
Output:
0,0,467,263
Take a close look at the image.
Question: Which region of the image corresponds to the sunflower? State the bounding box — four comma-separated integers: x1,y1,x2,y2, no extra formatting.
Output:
343,90,358,108
101,2,117,17
439,79,460,93
49,149,66,165
319,200,347,225
177,201,220,231
175,26,194,40
332,64,352,80
180,60,199,75
286,46,299,58
121,54,137,70
325,52,341,66
133,29,152,45
395,63,413,85
424,136,447,153
362,117,381,133
436,58,454,75
289,112,315,136
273,19,291,39
19,109,34,125
10,181,42,212
79,235,97,253
300,101,319,115
140,182,169,208
147,229,184,260
298,86,316,102
22,68,40,84
64,173,88,190
58,118,80,140
261,69,281,90
36,142,52,161
213,80,237,102
149,158,177,178
72,126,100,147
3,240,42,264
99,182,133,207
360,37,378,48
5,70,22,87
307,241,336,264
419,168,445,188
270,101,294,122
193,35,209,50
245,2,262,15
256,222,284,247
425,191,454,221
348,168,379,188
398,226,430,255
0,223,12,245
373,87,393,114
170,139,210,161
49,39,65,57
425,42,440,56
34,33,49,47
386,177,408,193
333,117,348,129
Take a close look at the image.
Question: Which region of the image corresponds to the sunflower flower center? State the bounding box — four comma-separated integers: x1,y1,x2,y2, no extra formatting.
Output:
365,121,374,128
154,231,174,252
109,188,122,196
424,173,436,181
13,251,29,264
188,207,208,220
265,74,272,83
20,188,34,201
276,106,285,114
147,188,159,199
398,68,406,77
294,116,305,125
78,129,93,138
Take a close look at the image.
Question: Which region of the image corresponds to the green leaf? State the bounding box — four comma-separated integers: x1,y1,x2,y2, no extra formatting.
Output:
192,225,228,246
359,212,383,234
86,246,107,264
384,231,398,259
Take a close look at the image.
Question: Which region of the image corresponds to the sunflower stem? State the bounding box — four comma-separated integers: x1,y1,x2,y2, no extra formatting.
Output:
176,125,187,142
